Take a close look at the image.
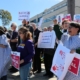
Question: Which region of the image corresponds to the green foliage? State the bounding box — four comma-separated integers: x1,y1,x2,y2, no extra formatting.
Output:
0,9,12,26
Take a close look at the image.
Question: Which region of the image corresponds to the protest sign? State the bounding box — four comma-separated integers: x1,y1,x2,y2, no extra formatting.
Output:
56,14,64,24
51,44,80,80
68,54,80,76
38,31,56,48
51,44,70,80
18,11,30,21
74,14,80,22
38,18,43,28
59,52,76,80
11,51,20,70
62,14,71,21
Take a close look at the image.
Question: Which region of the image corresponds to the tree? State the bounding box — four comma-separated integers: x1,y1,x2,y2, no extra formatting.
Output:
0,9,12,26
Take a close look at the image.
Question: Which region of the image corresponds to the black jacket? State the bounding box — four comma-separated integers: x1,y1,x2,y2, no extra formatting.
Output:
24,25,34,37
34,28,41,44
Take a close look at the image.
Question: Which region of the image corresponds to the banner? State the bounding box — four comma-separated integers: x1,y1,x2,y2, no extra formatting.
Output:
56,14,64,24
11,51,20,70
74,14,80,22
18,11,30,21
38,31,56,48
62,14,71,21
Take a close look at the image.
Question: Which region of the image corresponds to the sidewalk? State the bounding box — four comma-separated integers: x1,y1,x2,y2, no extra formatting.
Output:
8,64,57,80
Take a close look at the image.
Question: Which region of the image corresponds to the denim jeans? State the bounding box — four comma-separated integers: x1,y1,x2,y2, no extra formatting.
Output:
20,62,32,80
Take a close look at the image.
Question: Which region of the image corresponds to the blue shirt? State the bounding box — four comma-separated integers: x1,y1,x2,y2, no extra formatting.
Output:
0,34,11,78
61,33,80,50
17,40,35,67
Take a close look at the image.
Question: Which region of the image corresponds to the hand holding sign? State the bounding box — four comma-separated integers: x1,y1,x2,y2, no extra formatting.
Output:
11,51,20,70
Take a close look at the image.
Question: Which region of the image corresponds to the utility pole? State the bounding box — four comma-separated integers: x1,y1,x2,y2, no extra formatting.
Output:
67,0,75,20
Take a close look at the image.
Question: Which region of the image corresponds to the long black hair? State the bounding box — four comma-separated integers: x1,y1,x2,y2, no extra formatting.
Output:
0,26,5,36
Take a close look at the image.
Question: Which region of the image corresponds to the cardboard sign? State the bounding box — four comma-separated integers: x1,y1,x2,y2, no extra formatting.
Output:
38,31,56,48
74,14,80,22
18,11,30,21
11,51,20,70
69,57,80,75
62,14,71,21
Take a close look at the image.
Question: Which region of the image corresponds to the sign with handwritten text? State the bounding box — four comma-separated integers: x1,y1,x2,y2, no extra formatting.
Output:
38,31,56,48
18,11,30,21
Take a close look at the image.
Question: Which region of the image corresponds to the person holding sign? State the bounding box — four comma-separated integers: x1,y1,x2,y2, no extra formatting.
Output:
43,26,56,78
60,22,80,80
17,27,35,80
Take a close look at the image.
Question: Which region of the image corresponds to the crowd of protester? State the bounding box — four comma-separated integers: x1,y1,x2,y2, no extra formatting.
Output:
0,18,80,80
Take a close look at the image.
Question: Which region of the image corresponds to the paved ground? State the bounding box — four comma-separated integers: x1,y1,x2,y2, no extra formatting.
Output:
8,64,57,80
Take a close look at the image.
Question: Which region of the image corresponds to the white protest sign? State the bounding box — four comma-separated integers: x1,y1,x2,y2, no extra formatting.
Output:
51,44,80,80
59,52,76,80
38,18,44,28
11,51,20,70
18,11,30,21
74,14,80,22
51,44,70,80
38,31,56,48
56,14,64,24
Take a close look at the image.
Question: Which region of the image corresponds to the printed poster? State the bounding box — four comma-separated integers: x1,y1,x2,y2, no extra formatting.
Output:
11,51,20,70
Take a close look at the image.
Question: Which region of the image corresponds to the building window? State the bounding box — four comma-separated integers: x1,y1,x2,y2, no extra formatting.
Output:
43,15,56,23
30,19,36,23
42,2,67,16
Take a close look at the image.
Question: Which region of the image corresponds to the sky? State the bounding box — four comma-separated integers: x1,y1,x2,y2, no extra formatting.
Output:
0,0,63,28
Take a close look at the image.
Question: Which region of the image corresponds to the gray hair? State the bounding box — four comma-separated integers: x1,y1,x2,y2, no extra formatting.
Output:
11,23,17,27
48,25,53,29
30,23,37,28
43,27,47,29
